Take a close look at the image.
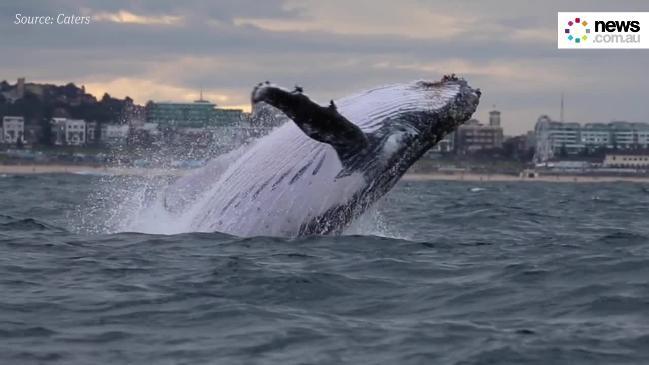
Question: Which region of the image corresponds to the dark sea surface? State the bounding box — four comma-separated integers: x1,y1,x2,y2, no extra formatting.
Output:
2,173,649,364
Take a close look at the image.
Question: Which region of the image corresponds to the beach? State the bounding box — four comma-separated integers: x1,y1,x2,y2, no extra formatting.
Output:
2,163,649,183
0,164,183,176
402,172,649,183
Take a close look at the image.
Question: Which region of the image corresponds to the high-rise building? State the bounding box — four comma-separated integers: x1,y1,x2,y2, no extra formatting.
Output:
534,116,649,161
489,110,501,127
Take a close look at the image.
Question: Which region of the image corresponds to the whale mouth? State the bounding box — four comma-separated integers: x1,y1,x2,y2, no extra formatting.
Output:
416,75,482,131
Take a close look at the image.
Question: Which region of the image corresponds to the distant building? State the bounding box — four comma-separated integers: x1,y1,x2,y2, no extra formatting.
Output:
580,123,611,147
146,100,212,128
131,122,160,136
50,118,86,145
430,132,455,153
145,96,245,131
86,121,98,144
503,134,535,159
489,110,501,127
65,119,86,145
2,116,24,144
534,116,649,161
1,78,25,103
213,108,245,126
534,115,582,161
127,122,162,146
525,130,536,149
139,122,160,135
454,119,503,154
604,153,649,168
145,96,242,129
51,118,67,146
609,121,649,147
101,124,129,145
16,77,25,99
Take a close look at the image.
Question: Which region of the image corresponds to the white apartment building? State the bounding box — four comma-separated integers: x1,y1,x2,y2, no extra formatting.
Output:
101,124,129,145
535,116,649,162
2,116,25,144
65,119,86,145
86,121,98,143
50,118,87,146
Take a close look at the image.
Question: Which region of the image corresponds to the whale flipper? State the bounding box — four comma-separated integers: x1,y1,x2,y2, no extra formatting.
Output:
252,83,368,161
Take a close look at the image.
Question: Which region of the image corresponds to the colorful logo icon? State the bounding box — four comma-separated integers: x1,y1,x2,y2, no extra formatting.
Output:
565,17,590,44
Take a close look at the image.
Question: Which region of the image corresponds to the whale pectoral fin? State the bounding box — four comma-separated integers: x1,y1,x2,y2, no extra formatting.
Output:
252,83,368,160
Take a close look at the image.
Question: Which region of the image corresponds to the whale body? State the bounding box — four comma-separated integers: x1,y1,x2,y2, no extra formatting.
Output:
163,76,480,237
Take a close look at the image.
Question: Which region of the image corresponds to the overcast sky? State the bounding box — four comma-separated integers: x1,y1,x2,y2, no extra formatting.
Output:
2,0,648,134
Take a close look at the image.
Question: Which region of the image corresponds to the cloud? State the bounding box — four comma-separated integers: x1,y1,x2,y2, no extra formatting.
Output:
1,0,648,135
92,10,183,25
233,0,477,40
233,0,556,45
81,77,248,108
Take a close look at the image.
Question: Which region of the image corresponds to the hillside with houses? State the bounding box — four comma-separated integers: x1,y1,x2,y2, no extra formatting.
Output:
0,78,266,165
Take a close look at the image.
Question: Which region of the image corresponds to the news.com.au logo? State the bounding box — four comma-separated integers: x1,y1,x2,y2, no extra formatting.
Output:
558,12,648,49
564,17,590,44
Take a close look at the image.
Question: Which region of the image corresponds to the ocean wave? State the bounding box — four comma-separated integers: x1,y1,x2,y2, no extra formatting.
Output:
2,176,649,363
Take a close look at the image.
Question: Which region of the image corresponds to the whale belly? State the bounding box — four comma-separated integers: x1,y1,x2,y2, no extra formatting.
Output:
188,123,367,236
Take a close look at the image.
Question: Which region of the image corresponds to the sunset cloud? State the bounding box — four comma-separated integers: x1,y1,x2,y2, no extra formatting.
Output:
93,10,183,25
82,78,242,109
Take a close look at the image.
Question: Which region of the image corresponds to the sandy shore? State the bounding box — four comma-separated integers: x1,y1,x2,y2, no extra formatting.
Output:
0,164,183,176
402,172,649,183
3,164,649,183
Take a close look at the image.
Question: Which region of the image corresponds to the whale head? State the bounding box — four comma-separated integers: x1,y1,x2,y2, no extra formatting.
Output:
336,75,481,144
314,75,481,183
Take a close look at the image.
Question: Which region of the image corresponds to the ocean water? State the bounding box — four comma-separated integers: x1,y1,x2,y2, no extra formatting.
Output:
2,173,649,364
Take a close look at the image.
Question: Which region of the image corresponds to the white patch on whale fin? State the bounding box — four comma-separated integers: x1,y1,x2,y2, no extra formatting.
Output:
251,82,368,162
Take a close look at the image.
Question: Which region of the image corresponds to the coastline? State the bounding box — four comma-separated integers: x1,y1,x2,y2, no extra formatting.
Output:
3,163,649,183
402,173,649,183
0,164,183,177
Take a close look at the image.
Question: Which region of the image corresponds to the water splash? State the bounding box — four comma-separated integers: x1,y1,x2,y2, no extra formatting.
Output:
344,201,411,240
76,161,402,238
76,109,286,235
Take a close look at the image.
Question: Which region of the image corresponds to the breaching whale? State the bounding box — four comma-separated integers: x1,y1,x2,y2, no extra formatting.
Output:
163,75,480,237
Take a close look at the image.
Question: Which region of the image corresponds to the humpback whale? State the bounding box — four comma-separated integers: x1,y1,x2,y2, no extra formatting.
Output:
163,75,480,237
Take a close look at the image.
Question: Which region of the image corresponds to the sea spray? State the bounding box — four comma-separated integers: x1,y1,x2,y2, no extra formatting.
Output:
75,108,286,235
